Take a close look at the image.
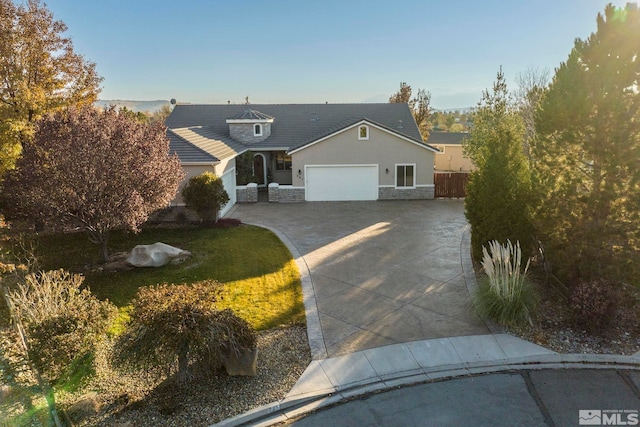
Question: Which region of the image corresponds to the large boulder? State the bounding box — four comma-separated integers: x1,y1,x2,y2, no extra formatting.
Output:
126,242,191,267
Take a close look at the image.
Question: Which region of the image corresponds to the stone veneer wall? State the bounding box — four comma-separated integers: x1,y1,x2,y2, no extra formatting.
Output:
236,183,258,203
268,183,305,202
229,123,271,144
378,185,435,200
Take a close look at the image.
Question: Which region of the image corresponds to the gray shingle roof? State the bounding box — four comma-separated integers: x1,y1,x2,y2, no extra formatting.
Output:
227,109,274,121
167,129,218,163
171,127,247,162
426,132,469,145
166,103,433,161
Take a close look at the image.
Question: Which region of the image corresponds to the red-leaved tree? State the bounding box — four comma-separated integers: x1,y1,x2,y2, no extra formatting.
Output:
2,106,184,262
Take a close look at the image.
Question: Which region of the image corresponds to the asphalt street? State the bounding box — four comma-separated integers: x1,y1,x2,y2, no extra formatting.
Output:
284,369,640,427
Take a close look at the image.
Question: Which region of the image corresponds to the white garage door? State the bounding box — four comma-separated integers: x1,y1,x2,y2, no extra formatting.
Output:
306,165,378,201
219,168,236,217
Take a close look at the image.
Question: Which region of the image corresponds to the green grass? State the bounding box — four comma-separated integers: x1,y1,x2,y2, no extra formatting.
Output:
34,225,305,331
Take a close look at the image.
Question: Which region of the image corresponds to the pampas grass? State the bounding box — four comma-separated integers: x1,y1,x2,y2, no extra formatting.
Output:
473,240,538,326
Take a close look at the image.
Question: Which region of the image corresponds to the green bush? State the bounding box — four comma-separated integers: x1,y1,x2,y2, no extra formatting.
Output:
5,269,117,381
114,281,256,383
473,240,538,326
181,172,230,221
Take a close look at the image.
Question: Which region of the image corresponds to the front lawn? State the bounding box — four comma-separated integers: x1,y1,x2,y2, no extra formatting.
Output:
34,224,305,330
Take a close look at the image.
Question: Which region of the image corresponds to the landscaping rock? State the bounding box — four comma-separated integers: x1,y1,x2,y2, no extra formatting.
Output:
66,392,100,422
220,347,258,377
1,385,11,399
126,242,191,267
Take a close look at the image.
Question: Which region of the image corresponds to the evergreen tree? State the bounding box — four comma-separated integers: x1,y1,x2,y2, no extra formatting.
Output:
464,69,533,261
532,4,640,283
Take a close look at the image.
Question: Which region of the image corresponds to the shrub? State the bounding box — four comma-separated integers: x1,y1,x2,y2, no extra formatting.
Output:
473,240,538,326
114,281,256,383
181,172,230,221
5,269,117,381
569,279,618,333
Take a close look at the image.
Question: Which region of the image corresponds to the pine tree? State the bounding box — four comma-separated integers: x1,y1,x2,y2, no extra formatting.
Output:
532,4,640,283
464,68,533,261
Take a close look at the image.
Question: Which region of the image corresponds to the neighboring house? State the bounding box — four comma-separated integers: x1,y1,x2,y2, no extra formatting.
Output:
428,132,474,172
166,103,438,216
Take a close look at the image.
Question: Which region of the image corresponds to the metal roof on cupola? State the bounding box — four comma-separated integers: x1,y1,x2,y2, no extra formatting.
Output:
226,109,274,123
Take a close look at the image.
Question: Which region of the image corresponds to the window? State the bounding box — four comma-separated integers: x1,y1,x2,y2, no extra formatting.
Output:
254,123,263,136
276,152,292,170
396,164,415,188
358,125,369,140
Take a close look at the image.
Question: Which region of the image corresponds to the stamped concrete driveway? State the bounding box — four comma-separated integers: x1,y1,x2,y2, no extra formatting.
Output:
230,199,488,358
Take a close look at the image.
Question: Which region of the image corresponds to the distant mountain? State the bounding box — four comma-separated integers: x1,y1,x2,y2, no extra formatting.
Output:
361,94,389,103
95,100,169,113
434,107,475,113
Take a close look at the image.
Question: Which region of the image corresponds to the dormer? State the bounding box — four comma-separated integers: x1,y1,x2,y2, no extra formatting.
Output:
226,109,274,144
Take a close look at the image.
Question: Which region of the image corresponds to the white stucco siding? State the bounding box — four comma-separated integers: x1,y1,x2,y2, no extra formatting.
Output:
218,167,236,217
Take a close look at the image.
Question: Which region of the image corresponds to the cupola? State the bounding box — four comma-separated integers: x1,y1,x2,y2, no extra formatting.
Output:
226,109,274,144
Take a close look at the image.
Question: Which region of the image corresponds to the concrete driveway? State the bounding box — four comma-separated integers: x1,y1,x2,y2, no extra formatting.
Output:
229,199,488,358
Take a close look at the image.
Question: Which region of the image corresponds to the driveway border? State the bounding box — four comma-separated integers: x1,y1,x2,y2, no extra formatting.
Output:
240,221,327,360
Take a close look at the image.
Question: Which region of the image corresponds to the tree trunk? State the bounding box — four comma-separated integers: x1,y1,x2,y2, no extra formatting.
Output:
86,229,110,263
100,238,110,264
177,349,190,383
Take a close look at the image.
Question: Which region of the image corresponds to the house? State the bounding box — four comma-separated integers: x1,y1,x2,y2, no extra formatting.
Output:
166,103,438,216
428,132,474,172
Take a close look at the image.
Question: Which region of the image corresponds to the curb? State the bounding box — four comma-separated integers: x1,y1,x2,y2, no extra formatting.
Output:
212,354,640,427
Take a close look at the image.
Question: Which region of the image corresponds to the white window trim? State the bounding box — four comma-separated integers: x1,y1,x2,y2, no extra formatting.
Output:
254,123,263,137
395,163,416,189
358,125,369,140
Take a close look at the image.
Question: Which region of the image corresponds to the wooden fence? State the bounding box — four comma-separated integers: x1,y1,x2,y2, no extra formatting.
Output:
434,172,469,198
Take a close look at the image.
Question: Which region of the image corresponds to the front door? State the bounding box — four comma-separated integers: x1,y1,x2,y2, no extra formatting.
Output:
253,155,265,185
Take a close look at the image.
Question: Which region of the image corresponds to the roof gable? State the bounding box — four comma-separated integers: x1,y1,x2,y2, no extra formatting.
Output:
288,119,438,154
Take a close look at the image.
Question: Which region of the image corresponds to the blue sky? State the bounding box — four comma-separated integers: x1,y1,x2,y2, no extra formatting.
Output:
44,0,626,109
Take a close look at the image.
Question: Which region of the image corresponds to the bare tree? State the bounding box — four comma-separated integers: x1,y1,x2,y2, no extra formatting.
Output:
389,82,432,140
514,67,550,159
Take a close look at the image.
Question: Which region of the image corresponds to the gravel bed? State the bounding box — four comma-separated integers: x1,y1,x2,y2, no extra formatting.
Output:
0,325,311,427
77,325,311,427
506,282,640,356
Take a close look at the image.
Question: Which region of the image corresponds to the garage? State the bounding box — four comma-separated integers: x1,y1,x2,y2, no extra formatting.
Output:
219,168,237,217
305,165,378,201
